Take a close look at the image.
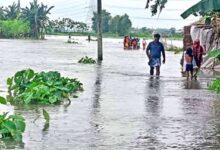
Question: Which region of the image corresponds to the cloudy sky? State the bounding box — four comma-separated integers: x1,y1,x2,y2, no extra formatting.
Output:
0,0,201,29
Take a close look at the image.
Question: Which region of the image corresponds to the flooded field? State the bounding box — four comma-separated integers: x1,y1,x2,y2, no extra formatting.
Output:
0,36,220,149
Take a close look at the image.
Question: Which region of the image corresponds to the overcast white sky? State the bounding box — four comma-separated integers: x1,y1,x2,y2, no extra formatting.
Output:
0,0,201,29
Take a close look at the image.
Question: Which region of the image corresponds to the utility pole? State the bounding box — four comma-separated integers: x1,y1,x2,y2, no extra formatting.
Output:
97,0,103,61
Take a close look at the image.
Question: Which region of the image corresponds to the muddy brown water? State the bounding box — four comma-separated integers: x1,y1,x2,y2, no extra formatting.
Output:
0,36,220,150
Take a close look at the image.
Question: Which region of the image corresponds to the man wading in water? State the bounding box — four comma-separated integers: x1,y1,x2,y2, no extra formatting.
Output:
146,34,166,76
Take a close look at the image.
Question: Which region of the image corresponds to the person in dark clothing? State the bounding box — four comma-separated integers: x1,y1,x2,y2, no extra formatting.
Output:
146,34,166,76
88,34,91,43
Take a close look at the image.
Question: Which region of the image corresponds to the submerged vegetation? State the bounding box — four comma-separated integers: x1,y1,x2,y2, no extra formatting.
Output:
0,112,25,141
78,56,96,64
0,68,81,142
7,69,83,105
0,68,83,142
67,40,79,44
0,97,25,142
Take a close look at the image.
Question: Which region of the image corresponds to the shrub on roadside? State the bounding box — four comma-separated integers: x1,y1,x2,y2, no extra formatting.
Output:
209,77,220,93
0,19,30,38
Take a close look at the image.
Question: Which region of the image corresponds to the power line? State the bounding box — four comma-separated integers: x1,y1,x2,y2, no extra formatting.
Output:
104,5,185,11
130,16,196,21
54,6,88,13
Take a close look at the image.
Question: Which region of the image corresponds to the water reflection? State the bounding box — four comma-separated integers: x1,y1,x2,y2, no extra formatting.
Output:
89,61,103,147
183,80,201,89
146,77,161,115
201,69,220,77
0,140,24,150
92,61,102,109
137,77,163,148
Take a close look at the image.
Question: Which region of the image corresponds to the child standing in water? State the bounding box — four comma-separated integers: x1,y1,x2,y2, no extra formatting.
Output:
142,39,147,50
185,47,193,80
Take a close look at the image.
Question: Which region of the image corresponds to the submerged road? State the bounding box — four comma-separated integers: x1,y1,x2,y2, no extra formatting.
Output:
0,36,220,149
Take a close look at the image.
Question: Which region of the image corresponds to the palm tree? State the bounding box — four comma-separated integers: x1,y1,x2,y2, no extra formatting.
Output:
4,2,19,19
21,0,54,39
0,7,5,20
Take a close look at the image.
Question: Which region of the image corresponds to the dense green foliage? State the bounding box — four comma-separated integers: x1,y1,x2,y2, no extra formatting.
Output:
21,0,54,39
49,18,88,33
78,56,96,64
0,0,54,39
0,111,25,141
209,77,220,93
92,10,111,33
0,7,5,20
92,10,132,36
7,69,83,105
0,96,7,105
208,48,220,61
0,19,29,38
208,49,220,93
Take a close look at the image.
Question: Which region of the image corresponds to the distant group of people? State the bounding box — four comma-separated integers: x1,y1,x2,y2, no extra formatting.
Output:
184,39,205,80
123,36,141,49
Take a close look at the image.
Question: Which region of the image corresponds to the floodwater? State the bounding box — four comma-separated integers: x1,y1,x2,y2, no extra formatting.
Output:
0,36,220,150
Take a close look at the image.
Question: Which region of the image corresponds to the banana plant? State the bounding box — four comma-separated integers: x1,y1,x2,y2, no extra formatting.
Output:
21,0,54,39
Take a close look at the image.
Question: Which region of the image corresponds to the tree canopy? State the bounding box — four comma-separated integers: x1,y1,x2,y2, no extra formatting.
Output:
0,0,54,39
92,10,132,36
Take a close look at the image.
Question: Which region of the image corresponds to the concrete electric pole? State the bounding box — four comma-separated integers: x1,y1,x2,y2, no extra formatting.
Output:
97,0,103,61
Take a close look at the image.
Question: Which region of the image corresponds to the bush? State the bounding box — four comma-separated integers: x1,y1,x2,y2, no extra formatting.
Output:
208,48,220,61
0,19,30,38
209,77,220,93
7,69,83,105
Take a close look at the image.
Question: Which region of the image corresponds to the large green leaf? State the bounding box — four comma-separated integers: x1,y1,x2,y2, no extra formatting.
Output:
2,120,16,132
15,120,26,132
0,96,7,105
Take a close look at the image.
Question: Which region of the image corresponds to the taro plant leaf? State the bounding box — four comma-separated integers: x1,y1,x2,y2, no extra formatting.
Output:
2,120,16,131
0,96,7,105
43,109,50,124
11,115,26,133
0,113,25,141
15,120,26,133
